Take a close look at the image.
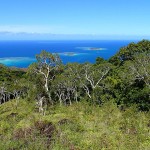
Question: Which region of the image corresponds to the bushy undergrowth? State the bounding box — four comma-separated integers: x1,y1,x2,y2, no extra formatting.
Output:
0,99,150,150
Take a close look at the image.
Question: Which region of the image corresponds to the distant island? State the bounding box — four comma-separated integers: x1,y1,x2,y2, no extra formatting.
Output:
90,47,105,50
76,47,107,51
61,52,77,56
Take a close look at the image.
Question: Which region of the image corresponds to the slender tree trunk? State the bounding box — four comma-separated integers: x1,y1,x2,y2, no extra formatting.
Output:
59,94,63,106
75,92,78,103
48,92,53,105
69,97,72,105
45,77,49,92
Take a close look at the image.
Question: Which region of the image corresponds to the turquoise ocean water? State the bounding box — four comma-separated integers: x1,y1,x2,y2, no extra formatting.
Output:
0,40,137,68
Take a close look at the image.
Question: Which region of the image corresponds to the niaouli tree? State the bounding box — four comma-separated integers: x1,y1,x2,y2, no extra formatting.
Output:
28,50,62,105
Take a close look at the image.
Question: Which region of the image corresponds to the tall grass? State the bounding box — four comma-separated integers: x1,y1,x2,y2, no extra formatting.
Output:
0,99,150,150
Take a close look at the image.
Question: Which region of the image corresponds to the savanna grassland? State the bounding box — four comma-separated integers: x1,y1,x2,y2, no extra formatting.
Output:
0,99,150,150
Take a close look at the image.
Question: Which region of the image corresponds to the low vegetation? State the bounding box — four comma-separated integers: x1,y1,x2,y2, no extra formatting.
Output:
0,99,150,149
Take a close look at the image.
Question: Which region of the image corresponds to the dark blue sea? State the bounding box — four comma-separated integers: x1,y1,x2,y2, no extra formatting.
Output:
0,40,137,68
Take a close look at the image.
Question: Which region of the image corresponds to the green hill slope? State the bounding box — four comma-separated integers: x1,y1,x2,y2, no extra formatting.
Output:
0,99,150,150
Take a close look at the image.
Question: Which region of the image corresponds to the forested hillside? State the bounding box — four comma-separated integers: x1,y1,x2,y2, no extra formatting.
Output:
1,40,149,110
0,40,150,149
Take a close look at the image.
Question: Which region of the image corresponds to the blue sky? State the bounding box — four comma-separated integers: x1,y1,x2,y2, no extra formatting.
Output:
0,0,150,39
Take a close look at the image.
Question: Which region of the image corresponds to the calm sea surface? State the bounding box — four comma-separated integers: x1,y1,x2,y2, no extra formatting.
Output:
0,40,137,68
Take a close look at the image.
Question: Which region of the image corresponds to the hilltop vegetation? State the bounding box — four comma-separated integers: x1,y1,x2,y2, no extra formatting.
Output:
0,99,150,149
0,40,150,149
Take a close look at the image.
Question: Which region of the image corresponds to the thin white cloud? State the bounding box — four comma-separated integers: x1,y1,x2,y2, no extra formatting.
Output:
0,25,67,34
